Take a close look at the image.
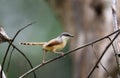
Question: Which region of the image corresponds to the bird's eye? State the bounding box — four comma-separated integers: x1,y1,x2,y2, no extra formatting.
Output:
63,34,69,36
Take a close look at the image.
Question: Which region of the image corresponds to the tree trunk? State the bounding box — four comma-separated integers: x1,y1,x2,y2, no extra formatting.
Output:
48,0,120,78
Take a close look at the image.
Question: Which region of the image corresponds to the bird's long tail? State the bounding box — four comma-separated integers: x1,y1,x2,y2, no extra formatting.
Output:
20,42,46,46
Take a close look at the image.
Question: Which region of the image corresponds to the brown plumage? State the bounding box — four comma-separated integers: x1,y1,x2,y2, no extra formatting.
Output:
20,32,74,63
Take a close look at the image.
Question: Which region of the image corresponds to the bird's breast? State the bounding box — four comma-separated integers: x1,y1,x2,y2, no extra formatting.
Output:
43,41,66,52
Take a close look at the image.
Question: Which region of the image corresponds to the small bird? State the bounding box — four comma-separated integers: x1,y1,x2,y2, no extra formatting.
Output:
20,32,74,63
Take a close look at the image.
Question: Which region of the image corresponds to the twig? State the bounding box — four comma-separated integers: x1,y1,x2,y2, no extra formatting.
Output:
11,43,37,78
107,37,120,74
12,22,36,42
91,45,112,77
19,29,120,78
6,47,15,73
1,37,13,78
87,31,120,78
1,22,36,78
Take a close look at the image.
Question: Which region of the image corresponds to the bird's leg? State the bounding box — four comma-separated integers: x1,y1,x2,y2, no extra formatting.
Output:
53,49,64,56
54,52,64,55
42,50,47,63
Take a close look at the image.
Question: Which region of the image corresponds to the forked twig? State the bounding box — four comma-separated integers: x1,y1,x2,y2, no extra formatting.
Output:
19,29,120,78
91,45,112,77
11,43,37,78
107,37,120,73
1,22,36,78
12,22,36,41
87,32,120,78
87,0,119,77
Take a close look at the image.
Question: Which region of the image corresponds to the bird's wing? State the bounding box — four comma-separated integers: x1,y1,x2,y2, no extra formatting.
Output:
46,38,62,47
20,42,47,46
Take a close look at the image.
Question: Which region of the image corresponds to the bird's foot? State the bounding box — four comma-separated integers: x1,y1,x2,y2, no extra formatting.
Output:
60,52,64,56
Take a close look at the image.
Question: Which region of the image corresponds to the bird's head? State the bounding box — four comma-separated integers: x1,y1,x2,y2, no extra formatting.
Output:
60,32,74,41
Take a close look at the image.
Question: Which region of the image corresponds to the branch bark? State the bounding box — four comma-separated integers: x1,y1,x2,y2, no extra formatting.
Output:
19,29,120,78
87,31,120,78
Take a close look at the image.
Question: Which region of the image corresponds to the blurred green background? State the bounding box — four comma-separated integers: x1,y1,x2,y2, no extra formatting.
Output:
0,0,72,78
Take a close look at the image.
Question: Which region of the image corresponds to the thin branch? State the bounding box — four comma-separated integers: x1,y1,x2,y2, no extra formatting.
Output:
11,43,36,78
1,22,36,78
12,22,36,42
87,31,120,78
1,37,13,78
107,37,120,73
91,45,112,77
6,47,15,73
19,29,120,78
